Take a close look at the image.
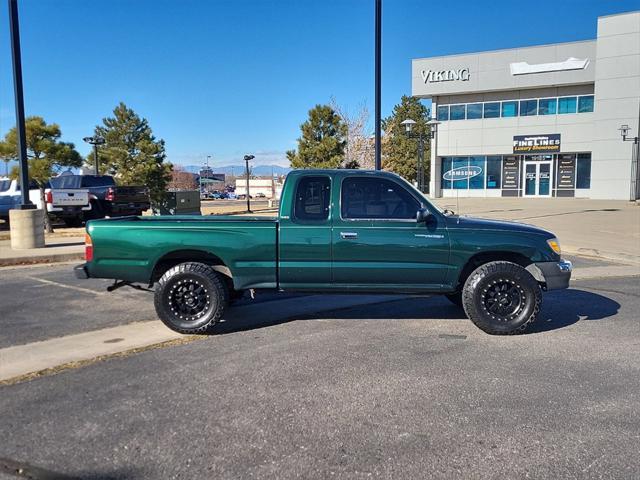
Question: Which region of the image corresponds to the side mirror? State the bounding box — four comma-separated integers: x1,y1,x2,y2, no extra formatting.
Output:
416,208,431,224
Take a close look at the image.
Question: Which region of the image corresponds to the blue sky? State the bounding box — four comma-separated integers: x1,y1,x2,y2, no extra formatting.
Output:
1,0,638,168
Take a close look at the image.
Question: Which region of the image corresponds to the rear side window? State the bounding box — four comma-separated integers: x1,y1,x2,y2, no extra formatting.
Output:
341,177,419,220
293,176,331,221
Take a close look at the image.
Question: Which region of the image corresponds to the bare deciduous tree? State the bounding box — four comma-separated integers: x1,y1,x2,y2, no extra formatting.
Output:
329,97,374,169
168,166,198,191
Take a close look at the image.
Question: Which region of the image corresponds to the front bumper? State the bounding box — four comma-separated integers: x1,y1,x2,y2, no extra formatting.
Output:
74,263,89,279
529,260,572,290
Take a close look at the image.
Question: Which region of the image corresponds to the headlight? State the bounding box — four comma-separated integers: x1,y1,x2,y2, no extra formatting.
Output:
547,238,561,255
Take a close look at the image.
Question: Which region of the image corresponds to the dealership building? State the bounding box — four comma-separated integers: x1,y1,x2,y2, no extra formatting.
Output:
412,11,640,200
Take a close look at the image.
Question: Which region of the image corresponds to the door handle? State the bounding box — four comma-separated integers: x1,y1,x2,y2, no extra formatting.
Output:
340,232,358,239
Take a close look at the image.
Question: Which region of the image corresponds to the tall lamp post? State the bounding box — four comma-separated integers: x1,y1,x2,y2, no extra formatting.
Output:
82,135,106,175
244,154,254,213
374,0,382,170
619,124,640,200
8,0,32,209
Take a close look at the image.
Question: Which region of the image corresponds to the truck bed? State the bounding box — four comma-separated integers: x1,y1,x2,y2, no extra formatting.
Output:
86,215,279,289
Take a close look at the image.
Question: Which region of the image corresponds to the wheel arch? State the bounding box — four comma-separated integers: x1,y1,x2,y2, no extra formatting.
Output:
150,249,232,286
454,251,533,291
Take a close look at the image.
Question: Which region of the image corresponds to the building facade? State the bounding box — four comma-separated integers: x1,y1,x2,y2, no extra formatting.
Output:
412,11,640,200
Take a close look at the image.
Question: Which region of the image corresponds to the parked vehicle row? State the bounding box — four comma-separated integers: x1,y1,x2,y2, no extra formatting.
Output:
49,175,150,220
0,174,150,227
0,177,92,226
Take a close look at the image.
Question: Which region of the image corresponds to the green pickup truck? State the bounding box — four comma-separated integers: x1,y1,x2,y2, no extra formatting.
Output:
75,169,571,335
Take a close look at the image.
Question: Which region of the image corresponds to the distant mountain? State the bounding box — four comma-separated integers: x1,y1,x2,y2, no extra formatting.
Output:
181,164,291,177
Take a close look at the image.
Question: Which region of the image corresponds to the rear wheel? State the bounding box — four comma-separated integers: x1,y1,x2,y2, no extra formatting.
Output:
462,261,541,335
154,262,229,334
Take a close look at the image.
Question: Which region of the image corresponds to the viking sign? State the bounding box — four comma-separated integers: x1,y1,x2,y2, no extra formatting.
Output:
421,68,470,83
443,165,482,181
513,134,561,154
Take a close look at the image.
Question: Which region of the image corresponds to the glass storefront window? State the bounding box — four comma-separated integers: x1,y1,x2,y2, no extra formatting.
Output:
558,97,577,114
486,156,501,189
468,156,485,189
578,95,594,113
466,103,483,119
483,102,500,118
538,98,557,115
501,101,518,117
441,158,452,189
576,153,591,188
437,105,449,121
519,99,538,116
450,105,466,120
451,157,469,188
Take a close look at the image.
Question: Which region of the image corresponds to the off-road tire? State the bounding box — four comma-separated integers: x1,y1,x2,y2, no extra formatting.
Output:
462,261,541,335
154,262,229,334
445,291,463,308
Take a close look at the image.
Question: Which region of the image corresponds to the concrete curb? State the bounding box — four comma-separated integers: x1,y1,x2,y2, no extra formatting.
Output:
563,246,640,266
0,251,84,267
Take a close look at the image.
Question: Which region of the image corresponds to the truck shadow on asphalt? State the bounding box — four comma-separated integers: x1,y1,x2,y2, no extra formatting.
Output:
527,288,620,333
213,288,620,335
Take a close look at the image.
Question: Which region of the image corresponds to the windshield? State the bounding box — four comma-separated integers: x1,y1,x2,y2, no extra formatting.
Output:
0,179,11,192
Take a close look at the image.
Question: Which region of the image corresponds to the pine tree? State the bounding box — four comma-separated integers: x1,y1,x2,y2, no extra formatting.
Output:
0,116,82,232
89,103,172,204
382,95,431,184
286,104,347,169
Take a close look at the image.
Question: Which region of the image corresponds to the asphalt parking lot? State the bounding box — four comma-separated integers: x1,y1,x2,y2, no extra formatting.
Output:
0,261,638,479
0,255,621,349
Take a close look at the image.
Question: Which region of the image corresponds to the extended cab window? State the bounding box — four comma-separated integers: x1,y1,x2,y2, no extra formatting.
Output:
293,176,331,221
341,177,419,220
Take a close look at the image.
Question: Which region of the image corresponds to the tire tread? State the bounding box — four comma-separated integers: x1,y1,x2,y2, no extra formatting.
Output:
462,261,541,335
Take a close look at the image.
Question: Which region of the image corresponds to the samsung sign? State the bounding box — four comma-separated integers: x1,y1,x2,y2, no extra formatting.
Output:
421,68,470,83
443,165,482,181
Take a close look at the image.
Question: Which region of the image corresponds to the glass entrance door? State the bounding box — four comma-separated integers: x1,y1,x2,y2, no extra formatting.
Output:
523,161,552,197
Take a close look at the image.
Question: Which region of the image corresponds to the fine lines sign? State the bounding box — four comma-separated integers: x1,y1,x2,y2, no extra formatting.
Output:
513,134,561,154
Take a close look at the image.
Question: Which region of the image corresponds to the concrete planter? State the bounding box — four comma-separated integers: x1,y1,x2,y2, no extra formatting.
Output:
9,209,45,249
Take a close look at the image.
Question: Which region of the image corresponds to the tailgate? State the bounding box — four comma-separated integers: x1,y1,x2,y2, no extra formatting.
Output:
114,186,149,203
51,189,89,206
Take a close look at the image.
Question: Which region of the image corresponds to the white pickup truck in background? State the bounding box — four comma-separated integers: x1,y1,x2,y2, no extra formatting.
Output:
0,178,91,227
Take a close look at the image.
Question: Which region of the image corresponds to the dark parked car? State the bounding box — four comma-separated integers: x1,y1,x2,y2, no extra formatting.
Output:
49,175,150,219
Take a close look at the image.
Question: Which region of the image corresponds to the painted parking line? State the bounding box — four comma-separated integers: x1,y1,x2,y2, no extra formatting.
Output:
25,276,107,296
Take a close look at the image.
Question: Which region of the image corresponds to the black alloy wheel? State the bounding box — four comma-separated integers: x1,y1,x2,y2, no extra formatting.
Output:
462,261,541,335
154,262,229,334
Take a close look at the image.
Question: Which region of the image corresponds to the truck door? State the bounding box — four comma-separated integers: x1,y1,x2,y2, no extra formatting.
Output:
278,174,333,289
331,175,450,289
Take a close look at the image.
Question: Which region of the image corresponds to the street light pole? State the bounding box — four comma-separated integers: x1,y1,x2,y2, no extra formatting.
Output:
619,124,640,200
83,136,105,175
374,0,382,170
8,0,33,209
244,154,254,213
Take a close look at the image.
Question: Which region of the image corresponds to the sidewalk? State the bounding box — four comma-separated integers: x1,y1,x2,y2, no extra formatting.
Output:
432,197,640,265
0,236,84,266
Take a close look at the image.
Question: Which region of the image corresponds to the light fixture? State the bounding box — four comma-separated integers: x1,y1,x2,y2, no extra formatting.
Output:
401,118,416,133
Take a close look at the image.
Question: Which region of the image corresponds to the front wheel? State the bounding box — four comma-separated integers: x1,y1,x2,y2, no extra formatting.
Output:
154,262,229,334
462,261,541,335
